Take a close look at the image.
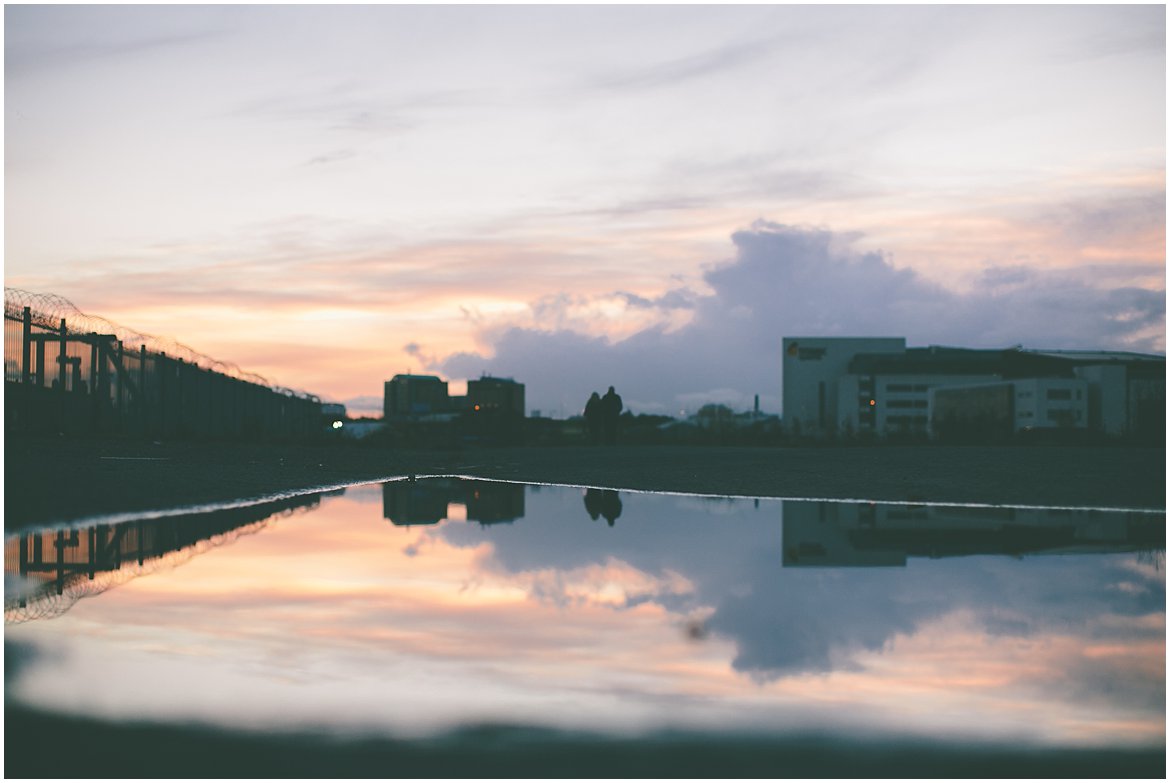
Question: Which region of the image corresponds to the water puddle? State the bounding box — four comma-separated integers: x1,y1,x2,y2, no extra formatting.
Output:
5,478,1165,750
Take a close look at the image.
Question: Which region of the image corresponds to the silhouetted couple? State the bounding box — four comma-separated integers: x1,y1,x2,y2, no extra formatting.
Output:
584,488,622,527
584,386,623,445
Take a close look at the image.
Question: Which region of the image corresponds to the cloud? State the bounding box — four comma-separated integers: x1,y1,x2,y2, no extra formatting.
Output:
440,221,1165,414
4,23,220,77
588,35,782,92
306,149,358,166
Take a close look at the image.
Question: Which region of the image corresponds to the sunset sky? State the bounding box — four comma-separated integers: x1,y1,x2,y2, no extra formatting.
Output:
4,5,1165,416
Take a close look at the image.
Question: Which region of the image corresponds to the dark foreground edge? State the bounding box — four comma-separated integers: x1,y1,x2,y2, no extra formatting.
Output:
4,705,1164,779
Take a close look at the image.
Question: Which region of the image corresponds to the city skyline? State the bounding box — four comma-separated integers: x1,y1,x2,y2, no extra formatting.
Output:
5,5,1165,416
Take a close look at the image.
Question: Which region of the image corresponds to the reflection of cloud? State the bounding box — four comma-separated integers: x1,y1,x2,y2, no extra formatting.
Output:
437,490,1166,686
6,489,1164,747
511,559,694,609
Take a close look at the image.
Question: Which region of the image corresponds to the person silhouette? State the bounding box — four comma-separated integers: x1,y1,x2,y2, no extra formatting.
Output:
583,391,602,445
584,488,603,520
599,490,622,527
583,488,622,527
600,386,623,445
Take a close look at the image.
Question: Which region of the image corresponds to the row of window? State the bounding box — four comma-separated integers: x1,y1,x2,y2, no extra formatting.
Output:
886,383,929,393
1018,410,1083,421
1019,388,1082,400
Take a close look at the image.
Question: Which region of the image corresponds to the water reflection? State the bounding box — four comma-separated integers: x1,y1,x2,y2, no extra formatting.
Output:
4,494,321,624
584,488,622,526
382,479,524,526
4,478,1165,752
783,501,1164,566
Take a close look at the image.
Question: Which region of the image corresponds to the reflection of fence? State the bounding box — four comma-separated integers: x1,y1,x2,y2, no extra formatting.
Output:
4,493,321,624
4,288,321,439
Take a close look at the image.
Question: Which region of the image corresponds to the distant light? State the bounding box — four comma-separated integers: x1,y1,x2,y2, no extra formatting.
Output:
869,399,876,406
332,420,343,429
474,404,481,411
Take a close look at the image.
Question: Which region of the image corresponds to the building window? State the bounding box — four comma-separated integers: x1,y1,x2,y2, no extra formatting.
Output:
887,399,927,409
1046,389,1073,400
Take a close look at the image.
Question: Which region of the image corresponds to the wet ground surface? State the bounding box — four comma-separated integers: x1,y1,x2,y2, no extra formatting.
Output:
5,436,1165,529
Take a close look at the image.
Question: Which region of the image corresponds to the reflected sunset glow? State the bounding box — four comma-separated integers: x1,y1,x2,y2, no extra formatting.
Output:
6,482,1163,748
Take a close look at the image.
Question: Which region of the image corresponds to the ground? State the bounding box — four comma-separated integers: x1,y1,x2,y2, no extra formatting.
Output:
5,435,1164,529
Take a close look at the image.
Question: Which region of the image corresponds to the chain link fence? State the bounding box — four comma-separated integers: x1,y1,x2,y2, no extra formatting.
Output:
4,288,322,439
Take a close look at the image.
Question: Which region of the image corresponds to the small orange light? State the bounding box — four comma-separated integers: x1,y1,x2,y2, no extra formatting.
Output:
474,404,480,410
869,399,876,406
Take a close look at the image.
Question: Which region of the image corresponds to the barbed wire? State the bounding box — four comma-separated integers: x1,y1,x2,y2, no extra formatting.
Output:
4,503,317,625
4,287,317,400
4,518,273,624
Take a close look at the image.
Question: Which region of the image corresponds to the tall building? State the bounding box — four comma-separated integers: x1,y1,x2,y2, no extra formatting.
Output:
781,337,905,436
383,374,450,418
467,376,525,416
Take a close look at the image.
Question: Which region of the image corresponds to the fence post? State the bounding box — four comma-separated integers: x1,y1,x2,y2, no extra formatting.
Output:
140,345,147,436
21,307,31,385
58,319,67,389
177,359,185,436
159,351,167,438
34,335,45,388
89,332,101,430
58,318,68,432
116,340,125,431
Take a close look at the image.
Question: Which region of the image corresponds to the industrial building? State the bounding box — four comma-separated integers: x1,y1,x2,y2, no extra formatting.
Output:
383,373,450,417
781,337,1164,441
467,376,525,416
383,373,527,421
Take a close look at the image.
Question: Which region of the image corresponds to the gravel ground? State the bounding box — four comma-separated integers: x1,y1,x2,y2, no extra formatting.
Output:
5,436,1164,529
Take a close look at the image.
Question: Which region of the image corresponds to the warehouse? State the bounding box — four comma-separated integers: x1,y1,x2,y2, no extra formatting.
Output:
781,337,1164,441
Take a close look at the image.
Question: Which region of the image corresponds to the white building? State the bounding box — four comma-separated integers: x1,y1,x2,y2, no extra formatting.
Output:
930,377,1089,439
781,337,905,437
782,337,1164,441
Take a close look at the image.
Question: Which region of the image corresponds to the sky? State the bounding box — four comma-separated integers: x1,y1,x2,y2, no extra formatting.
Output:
4,5,1165,416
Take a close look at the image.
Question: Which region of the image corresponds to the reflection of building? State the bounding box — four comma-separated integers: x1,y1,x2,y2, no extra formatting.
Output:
465,480,525,524
782,337,1165,440
382,479,525,526
383,374,450,417
381,479,453,526
781,500,1164,567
